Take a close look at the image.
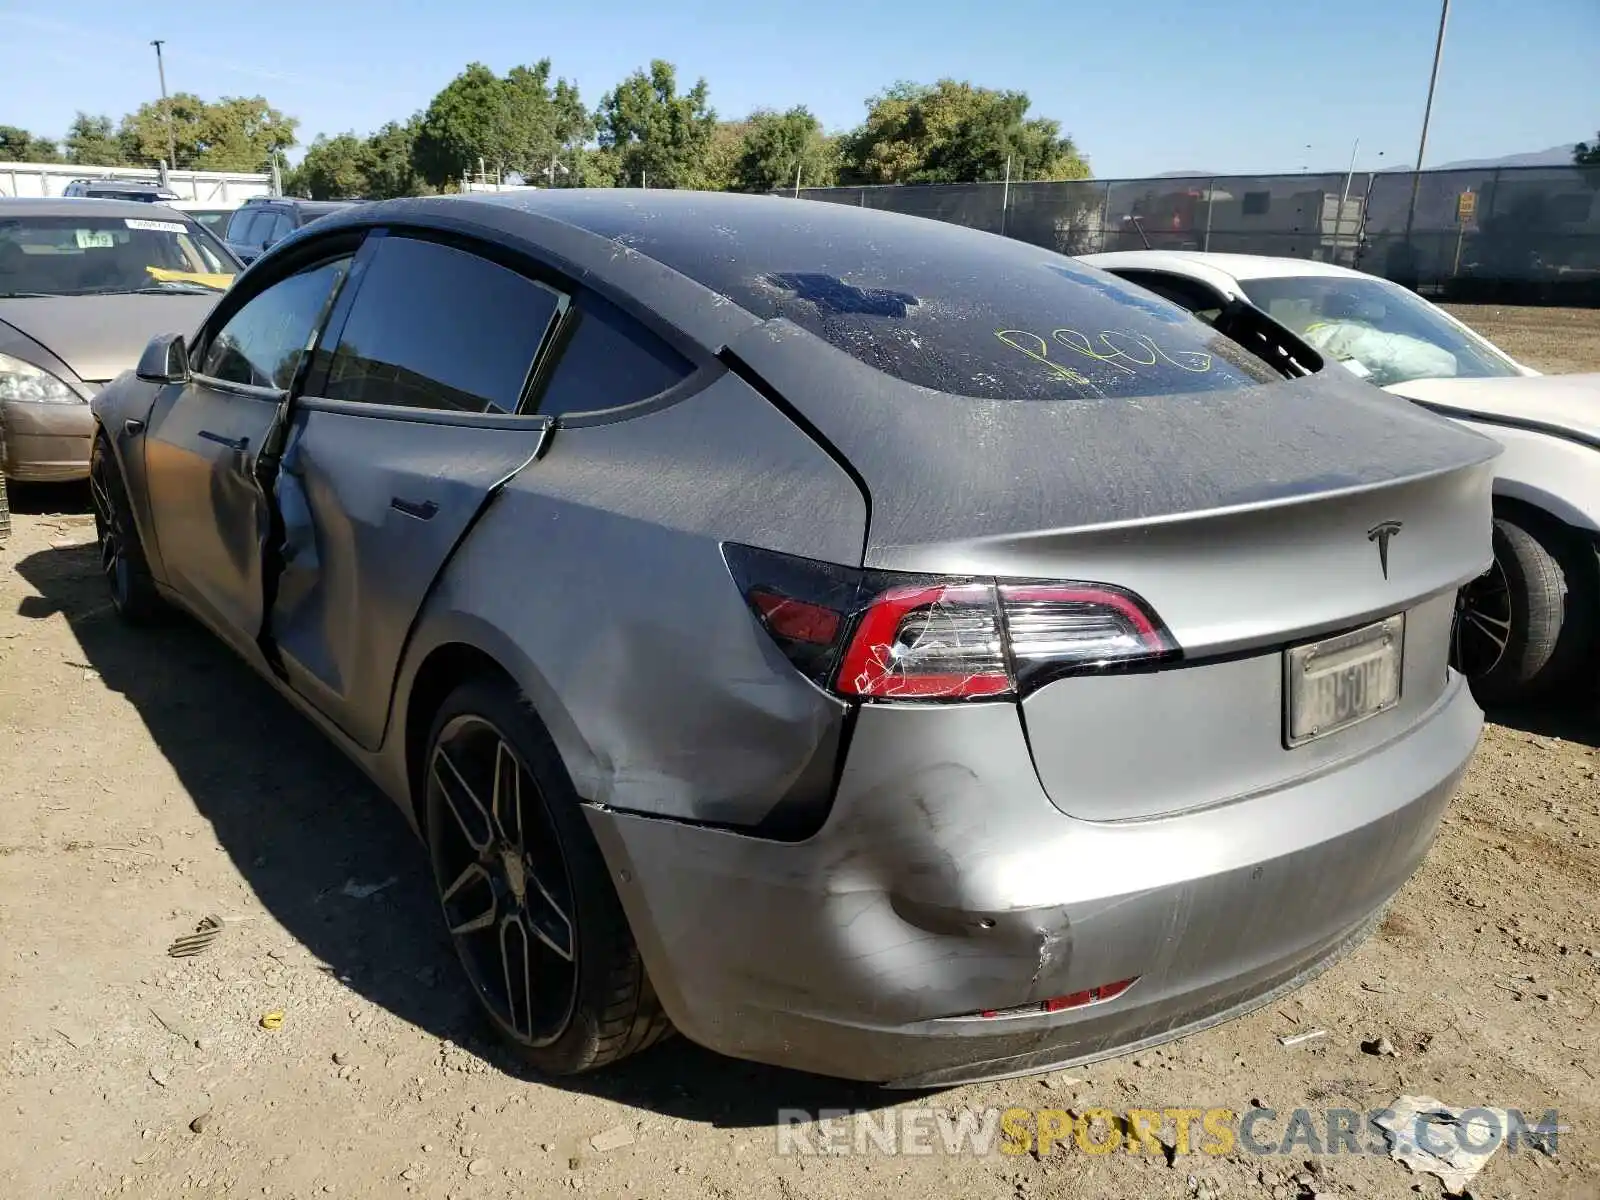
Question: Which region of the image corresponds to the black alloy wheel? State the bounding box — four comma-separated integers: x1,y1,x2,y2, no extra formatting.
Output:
89,435,163,623
429,711,579,1048
423,679,669,1074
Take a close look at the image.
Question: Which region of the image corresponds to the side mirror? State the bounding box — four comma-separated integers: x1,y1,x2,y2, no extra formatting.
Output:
136,333,190,385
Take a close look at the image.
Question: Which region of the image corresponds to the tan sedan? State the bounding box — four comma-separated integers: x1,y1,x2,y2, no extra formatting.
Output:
0,197,235,486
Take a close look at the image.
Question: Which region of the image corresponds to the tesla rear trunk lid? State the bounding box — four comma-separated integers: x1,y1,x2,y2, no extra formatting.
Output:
730,323,1497,820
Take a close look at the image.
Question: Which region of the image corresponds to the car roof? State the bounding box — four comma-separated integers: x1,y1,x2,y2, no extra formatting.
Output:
341,186,1082,261
334,187,1144,315
1078,249,1372,282
305,188,1305,371
0,196,199,219
251,197,363,212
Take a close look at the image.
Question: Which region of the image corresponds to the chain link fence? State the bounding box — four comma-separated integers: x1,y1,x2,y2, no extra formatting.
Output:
794,164,1600,304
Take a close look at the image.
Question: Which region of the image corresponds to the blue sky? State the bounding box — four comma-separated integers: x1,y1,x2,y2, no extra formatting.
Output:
3,0,1593,177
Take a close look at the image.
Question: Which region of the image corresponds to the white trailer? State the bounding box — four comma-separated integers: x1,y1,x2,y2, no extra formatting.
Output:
0,161,274,202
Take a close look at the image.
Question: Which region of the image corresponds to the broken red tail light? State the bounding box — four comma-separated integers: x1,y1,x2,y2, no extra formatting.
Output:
721,543,1178,701
976,977,1139,1020
836,582,1012,699
749,588,843,646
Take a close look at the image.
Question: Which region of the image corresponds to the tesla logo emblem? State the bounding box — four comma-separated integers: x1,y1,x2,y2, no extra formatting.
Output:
1368,521,1403,579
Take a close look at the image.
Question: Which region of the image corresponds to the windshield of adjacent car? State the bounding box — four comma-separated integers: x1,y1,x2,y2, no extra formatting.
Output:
0,215,237,297
188,210,233,234
1239,275,1521,387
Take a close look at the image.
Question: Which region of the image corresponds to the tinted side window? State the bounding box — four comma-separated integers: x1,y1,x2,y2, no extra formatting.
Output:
534,294,693,417
200,257,350,389
267,212,295,244
321,236,561,413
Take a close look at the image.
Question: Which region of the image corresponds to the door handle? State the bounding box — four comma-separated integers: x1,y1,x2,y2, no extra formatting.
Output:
390,497,439,521
198,430,249,452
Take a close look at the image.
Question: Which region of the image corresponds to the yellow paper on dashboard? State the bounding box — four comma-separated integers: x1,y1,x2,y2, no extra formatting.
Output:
145,266,235,291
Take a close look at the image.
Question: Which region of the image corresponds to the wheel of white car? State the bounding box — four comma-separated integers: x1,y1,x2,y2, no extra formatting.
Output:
1456,511,1599,705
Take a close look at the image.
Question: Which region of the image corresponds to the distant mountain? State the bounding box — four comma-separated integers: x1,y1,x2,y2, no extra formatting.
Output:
1142,144,1581,180
1384,144,1579,172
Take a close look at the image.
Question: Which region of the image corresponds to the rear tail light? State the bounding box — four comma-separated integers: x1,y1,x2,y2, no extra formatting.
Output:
837,582,1012,698
723,543,1177,701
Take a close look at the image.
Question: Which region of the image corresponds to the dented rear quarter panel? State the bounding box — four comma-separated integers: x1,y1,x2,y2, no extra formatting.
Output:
387,367,868,829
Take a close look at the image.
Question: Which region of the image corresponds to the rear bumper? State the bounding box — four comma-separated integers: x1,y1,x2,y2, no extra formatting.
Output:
1,401,93,481
586,672,1481,1086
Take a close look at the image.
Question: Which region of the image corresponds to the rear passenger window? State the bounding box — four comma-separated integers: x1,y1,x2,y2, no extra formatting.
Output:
266,212,295,244
534,294,692,417
226,208,261,244
321,236,561,413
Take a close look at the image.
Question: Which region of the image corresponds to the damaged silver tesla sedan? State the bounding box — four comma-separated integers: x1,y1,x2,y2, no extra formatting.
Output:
90,191,1498,1086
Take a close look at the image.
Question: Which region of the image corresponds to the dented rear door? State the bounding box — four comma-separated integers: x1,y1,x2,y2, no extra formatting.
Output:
268,404,549,749
264,233,564,751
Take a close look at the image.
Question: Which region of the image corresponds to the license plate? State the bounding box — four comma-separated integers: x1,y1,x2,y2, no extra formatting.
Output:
1284,615,1404,747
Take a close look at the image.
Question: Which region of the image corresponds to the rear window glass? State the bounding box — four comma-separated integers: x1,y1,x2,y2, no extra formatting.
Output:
534,293,692,417
518,194,1275,401
226,208,261,242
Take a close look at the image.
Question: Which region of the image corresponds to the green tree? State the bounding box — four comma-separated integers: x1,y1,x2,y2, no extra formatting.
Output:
595,60,717,188
700,120,749,191
413,64,508,184
292,133,370,198
838,80,1089,186
0,126,60,162
1576,132,1600,165
64,113,124,165
733,107,837,193
571,146,620,188
363,120,428,197
414,61,588,187
290,120,429,199
117,93,296,170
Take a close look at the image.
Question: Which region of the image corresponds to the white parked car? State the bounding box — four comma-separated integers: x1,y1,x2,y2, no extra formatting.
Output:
1079,251,1599,705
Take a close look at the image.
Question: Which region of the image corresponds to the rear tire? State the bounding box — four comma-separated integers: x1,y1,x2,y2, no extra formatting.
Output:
423,677,670,1075
1457,512,1598,705
89,434,165,625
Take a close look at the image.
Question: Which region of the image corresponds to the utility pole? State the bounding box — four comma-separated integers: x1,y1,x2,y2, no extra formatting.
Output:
1000,154,1012,237
150,39,177,172
1401,0,1451,267
793,160,802,198
1336,139,1360,258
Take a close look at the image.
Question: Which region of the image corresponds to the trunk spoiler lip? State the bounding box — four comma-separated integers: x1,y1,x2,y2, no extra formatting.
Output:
725,317,1504,555
896,450,1502,553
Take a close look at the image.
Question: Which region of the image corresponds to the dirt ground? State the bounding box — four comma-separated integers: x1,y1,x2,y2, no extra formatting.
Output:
1439,306,1600,377
2,306,1599,1200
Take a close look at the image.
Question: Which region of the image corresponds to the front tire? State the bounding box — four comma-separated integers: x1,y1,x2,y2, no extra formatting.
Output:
1455,512,1598,705
423,677,669,1075
89,434,164,624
